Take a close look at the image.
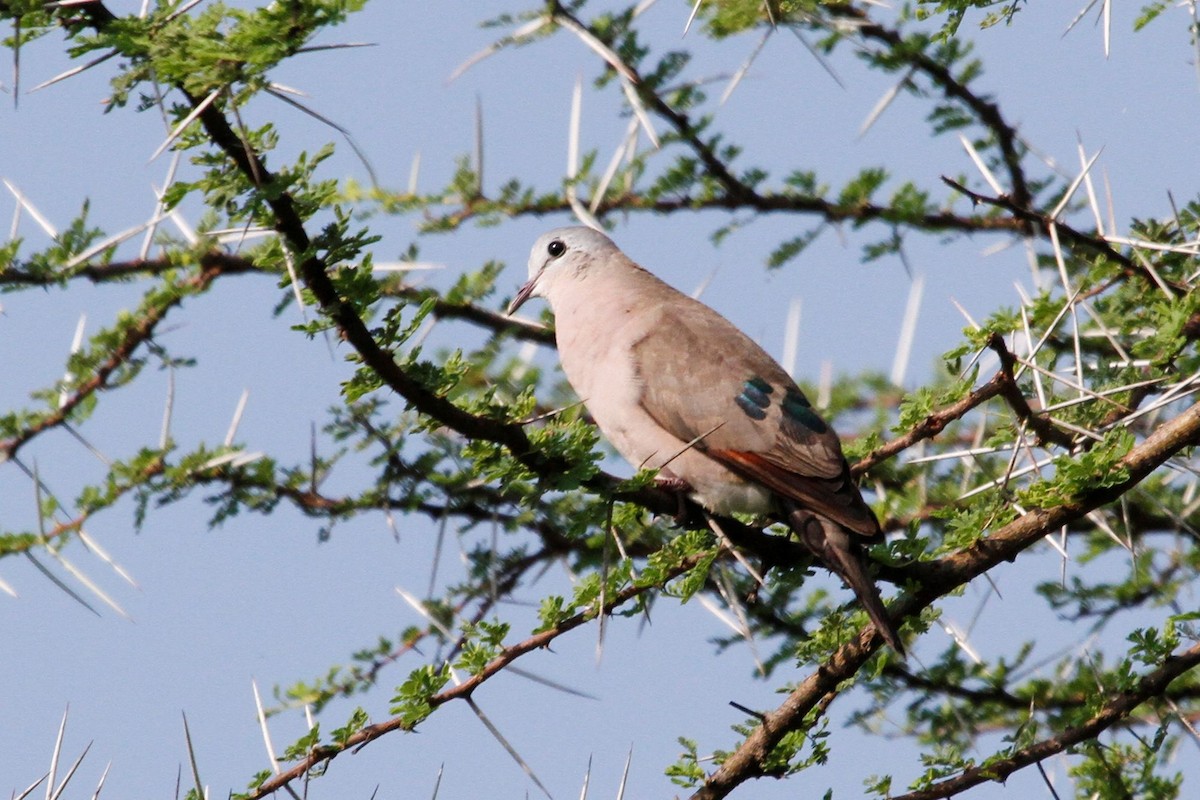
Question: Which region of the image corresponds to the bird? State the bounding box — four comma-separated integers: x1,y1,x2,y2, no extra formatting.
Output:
507,226,905,656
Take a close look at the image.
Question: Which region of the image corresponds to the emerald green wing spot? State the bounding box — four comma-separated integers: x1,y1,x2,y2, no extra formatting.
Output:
735,377,773,421
782,389,827,433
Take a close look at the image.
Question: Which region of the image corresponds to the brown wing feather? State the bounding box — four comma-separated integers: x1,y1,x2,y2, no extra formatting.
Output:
630,299,879,538
712,450,880,537
634,306,843,474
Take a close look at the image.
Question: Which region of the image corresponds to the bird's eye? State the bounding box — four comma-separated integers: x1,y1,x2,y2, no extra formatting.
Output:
547,240,566,258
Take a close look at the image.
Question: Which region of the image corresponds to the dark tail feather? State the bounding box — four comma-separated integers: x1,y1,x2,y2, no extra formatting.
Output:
789,507,906,657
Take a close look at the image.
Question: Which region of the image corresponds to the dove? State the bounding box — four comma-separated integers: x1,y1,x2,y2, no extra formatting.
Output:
508,226,904,655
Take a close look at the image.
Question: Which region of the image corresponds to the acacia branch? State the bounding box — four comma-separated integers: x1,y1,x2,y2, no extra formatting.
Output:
853,332,1075,475
173,81,637,501
887,641,1200,800
888,660,1200,717
692,400,1200,799
0,259,225,463
386,285,554,345
293,542,564,714
0,253,259,285
433,186,1030,237
941,176,1187,294
541,3,1034,242
247,551,709,799
985,333,1079,449
852,370,1005,476
830,4,1032,210
0,249,555,346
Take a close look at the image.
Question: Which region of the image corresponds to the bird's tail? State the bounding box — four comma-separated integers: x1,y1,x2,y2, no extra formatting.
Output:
788,507,906,657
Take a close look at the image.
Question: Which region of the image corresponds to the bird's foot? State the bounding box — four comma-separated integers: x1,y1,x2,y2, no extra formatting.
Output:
653,475,692,493
654,471,693,525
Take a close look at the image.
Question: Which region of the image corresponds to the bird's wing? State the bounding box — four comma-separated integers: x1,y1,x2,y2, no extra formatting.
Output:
631,300,879,537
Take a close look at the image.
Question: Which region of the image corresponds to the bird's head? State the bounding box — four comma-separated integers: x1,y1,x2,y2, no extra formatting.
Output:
507,226,620,315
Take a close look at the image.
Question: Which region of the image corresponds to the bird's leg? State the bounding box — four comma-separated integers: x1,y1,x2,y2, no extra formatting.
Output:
653,465,691,493
654,467,693,524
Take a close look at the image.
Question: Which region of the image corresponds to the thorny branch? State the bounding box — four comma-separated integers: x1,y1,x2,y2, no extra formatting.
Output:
831,4,1034,210
849,335,1064,476
435,190,1032,235
887,660,1200,715
886,642,1200,800
247,551,709,799
942,176,1189,293
692,401,1200,799
0,259,228,464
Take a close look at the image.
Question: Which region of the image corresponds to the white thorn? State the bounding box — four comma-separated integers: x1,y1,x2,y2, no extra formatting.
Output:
224,389,250,447
408,151,421,195
891,274,924,387
3,179,59,238
148,88,220,163
816,360,833,411
782,296,802,379
59,314,87,409
683,0,704,36
252,679,281,775
957,134,1005,196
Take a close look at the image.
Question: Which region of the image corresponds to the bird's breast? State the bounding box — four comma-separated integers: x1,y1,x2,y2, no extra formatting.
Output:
555,316,774,517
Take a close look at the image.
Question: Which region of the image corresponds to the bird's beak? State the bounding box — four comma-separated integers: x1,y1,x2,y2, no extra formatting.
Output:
507,275,538,315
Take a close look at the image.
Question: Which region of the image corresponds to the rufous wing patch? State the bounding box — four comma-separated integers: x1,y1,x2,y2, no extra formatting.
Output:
709,449,880,538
